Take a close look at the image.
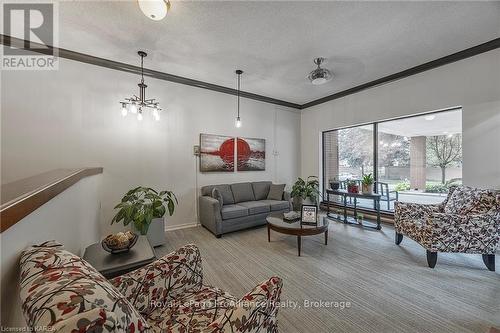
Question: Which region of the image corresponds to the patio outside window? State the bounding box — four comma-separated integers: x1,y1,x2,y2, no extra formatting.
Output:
323,108,462,212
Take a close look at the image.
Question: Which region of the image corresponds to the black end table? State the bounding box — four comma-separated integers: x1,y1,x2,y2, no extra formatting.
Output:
326,189,382,230
83,236,156,279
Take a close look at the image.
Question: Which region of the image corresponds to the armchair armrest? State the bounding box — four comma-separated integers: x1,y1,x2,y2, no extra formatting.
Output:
394,201,444,235
426,212,500,253
395,201,443,221
199,195,223,236
110,244,203,315
207,277,283,332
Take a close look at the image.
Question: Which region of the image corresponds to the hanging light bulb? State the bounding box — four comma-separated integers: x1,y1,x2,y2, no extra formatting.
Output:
121,103,128,117
152,107,159,118
129,102,137,114
137,109,143,121
235,69,243,128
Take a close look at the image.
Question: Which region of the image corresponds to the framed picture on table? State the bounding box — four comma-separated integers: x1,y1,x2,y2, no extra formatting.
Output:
301,205,318,225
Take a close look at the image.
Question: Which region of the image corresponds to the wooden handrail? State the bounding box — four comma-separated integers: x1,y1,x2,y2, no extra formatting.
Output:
0,168,103,232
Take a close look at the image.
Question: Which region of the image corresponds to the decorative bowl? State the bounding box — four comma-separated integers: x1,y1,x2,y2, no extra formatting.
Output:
102,231,138,254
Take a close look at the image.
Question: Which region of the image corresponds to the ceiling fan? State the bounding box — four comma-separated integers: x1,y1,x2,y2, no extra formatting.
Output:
308,57,333,85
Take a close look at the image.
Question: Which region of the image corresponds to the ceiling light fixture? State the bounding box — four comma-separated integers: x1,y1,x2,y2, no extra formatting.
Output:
138,0,170,21
235,69,243,128
424,115,436,121
120,51,162,121
308,57,333,85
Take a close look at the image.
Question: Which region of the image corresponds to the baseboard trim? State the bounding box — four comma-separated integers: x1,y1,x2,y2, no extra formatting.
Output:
165,222,199,232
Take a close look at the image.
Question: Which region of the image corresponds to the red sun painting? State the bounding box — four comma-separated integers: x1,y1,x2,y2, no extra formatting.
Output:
200,134,235,172
237,137,265,171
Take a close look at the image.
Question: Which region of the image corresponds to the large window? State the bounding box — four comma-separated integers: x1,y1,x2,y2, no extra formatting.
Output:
323,108,462,212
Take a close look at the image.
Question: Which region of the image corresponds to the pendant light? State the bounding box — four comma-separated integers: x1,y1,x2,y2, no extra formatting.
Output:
120,51,162,121
235,69,243,128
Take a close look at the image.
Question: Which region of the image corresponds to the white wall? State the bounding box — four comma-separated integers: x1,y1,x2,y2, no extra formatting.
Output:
0,174,102,327
1,58,301,234
301,49,500,189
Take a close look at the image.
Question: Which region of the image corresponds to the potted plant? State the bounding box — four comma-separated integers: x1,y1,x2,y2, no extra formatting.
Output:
329,176,340,190
346,179,359,194
361,173,374,195
111,187,178,247
291,176,320,211
357,213,364,226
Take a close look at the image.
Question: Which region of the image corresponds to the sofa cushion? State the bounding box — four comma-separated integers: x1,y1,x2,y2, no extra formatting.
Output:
238,201,271,214
19,241,148,332
231,182,256,203
252,181,272,200
221,204,249,219
444,186,497,215
202,184,235,205
260,200,290,211
267,184,285,200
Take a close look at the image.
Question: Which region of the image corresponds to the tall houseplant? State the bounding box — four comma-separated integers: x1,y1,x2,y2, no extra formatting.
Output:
112,187,177,247
291,176,320,211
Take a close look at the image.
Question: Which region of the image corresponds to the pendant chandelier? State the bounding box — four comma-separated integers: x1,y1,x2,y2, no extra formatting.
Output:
120,51,161,121
235,69,243,128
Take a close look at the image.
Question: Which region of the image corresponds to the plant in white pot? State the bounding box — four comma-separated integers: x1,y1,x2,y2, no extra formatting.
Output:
111,187,178,247
361,173,374,195
290,176,320,211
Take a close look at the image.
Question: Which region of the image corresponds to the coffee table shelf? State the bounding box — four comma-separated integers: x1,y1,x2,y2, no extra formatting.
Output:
266,212,329,256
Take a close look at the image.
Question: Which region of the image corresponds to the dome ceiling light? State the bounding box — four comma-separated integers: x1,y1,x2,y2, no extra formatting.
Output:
308,57,333,85
138,0,170,21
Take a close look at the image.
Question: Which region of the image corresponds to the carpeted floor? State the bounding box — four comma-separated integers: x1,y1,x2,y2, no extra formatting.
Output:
156,218,500,333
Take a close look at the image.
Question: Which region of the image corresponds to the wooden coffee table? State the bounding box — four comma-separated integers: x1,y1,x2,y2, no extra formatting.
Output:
83,236,156,279
266,212,329,256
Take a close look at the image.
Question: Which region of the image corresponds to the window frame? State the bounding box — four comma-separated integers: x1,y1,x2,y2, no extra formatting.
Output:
321,106,462,213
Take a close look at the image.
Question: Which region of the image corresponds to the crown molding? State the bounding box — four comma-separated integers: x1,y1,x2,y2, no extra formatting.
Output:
301,38,500,109
2,34,499,110
0,34,302,109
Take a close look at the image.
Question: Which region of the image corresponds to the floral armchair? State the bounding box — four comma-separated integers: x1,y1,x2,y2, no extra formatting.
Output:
19,242,283,333
394,185,500,270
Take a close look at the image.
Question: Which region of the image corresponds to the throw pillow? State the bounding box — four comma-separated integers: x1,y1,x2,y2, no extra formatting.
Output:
212,187,223,209
267,184,285,201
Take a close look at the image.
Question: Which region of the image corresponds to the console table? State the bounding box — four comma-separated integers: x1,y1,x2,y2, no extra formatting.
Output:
326,189,382,230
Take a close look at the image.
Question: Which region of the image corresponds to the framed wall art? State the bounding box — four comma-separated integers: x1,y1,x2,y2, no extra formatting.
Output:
236,137,265,171
200,134,235,172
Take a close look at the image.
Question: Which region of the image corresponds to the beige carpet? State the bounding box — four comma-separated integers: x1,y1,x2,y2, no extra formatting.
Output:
157,218,500,333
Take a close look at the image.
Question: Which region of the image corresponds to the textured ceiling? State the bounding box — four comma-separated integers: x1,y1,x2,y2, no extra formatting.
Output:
55,1,500,104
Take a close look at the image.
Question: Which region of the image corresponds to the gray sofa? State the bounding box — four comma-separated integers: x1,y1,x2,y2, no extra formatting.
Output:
199,181,291,237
